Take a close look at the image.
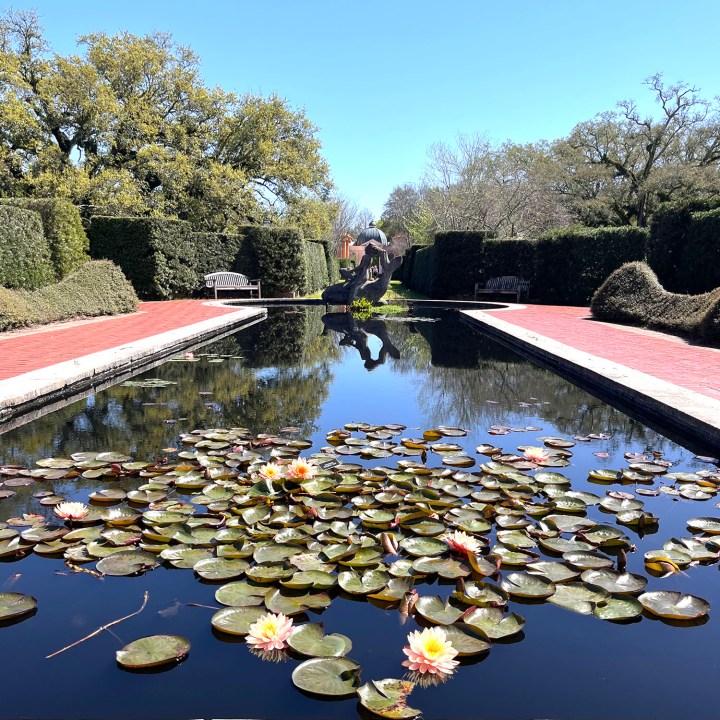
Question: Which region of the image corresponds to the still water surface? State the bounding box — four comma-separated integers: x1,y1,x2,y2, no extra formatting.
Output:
0,307,718,720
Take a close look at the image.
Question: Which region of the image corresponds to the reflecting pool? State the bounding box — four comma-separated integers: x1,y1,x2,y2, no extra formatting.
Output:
0,307,718,720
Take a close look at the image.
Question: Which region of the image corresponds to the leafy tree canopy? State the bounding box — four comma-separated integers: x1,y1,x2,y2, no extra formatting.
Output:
0,10,333,234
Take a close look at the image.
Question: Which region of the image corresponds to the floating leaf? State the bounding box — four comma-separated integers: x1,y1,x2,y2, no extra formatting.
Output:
414,595,464,625
548,582,610,614
580,569,647,594
291,657,361,697
357,678,420,719
214,581,266,607
338,569,391,595
501,572,556,599
116,635,189,668
0,592,36,621
193,557,249,580
96,550,158,576
463,607,525,639
265,588,332,615
639,591,710,620
593,596,643,621
211,606,265,635
287,623,352,657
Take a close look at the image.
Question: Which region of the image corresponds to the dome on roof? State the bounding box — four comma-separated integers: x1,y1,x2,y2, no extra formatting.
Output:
354,221,388,246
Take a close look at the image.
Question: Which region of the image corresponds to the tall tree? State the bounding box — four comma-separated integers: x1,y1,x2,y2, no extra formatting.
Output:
0,10,333,232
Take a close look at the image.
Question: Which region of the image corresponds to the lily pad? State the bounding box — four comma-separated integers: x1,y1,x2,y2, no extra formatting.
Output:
116,635,189,668
291,657,361,697
287,623,352,657
463,607,525,639
0,592,37,621
214,581,267,607
639,591,710,620
593,596,644,621
357,679,420,719
501,572,556,599
580,569,647,594
414,595,464,625
547,582,610,614
265,588,332,615
338,569,391,595
193,557,249,580
96,550,158,576
211,606,266,635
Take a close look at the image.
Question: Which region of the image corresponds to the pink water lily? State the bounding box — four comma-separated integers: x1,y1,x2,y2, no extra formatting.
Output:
402,626,459,676
258,462,285,481
246,612,294,651
523,446,550,464
286,457,317,480
53,502,89,521
443,530,481,555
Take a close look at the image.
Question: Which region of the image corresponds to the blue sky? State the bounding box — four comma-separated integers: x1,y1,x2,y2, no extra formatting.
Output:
8,0,720,218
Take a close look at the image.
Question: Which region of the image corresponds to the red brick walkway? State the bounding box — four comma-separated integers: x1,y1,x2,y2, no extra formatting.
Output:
484,305,720,402
0,301,240,381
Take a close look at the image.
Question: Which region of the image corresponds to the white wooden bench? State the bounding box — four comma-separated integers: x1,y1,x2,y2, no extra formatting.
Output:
474,276,530,302
204,272,261,299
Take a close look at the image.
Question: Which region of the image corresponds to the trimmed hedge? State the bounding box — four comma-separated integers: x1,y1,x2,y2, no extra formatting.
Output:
409,245,437,296
534,226,648,305
303,240,329,294
591,261,720,343
0,260,139,331
191,232,259,287
0,205,55,290
648,199,720,292
88,217,197,299
482,238,537,283
0,198,88,279
238,226,307,297
433,231,494,298
676,208,720,295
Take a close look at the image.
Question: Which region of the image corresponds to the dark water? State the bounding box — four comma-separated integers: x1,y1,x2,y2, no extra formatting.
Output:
0,307,718,720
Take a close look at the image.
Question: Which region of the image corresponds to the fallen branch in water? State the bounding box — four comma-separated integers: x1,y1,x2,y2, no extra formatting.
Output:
65,560,103,578
186,602,221,611
45,591,149,659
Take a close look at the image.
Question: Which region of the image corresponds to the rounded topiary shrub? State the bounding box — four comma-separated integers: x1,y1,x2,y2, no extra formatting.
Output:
0,205,55,290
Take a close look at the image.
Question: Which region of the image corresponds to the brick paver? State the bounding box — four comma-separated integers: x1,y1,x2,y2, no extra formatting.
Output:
0,301,240,381
485,305,720,402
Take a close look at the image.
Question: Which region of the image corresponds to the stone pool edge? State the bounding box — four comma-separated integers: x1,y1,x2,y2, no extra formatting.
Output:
462,308,720,453
0,305,266,429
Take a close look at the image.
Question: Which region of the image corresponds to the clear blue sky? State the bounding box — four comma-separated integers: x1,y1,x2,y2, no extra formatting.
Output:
7,0,720,218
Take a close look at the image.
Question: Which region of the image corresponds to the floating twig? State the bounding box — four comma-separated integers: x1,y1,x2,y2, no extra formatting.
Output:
65,560,103,578
45,591,149,659
185,602,221,611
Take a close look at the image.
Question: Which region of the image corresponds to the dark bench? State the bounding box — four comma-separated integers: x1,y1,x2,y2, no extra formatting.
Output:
474,276,530,303
204,272,261,299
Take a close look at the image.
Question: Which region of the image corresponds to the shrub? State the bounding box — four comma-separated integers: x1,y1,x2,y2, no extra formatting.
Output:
238,226,307,297
676,208,720,295
190,232,260,292
648,199,720,291
318,237,340,284
0,260,139,331
0,205,55,290
88,217,197,299
534,226,648,305
303,240,329,294
591,261,720,343
432,231,494,298
338,257,355,270
409,245,437,296
482,238,537,285
0,198,88,279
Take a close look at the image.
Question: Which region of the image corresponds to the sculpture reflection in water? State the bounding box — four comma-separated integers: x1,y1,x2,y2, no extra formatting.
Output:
322,312,401,371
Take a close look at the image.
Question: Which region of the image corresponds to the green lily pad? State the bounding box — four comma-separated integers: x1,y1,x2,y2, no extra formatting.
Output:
211,606,266,635
96,550,158,576
501,572,556,599
580,569,647,594
639,591,710,620
414,595,464,625
0,592,37,621
193,557,249,580
214,581,267,607
441,625,491,656
687,517,720,535
292,657,361,697
593,595,644,621
357,679,420,719
287,623,352,657
116,635,189,668
452,580,508,607
563,551,615,570
463,607,525,639
411,556,471,578
547,582,610,614
526,561,581,583
265,588,332,615
338,569,391,595
281,570,337,590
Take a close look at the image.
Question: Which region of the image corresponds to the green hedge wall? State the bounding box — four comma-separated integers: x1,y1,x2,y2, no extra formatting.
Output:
534,226,648,305
674,208,720,295
482,238,537,283
591,261,720,343
237,226,307,297
432,231,494,298
88,217,197,299
648,199,720,292
303,240,329,294
0,198,88,279
409,245,437,296
0,205,55,290
191,232,259,287
0,260,139,331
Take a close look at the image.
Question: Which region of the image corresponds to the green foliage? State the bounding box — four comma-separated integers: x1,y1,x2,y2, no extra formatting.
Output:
0,198,88,279
680,209,720,294
338,257,355,270
433,231,494,298
191,232,259,289
648,199,720,291
0,204,54,289
407,245,437,296
88,216,197,299
0,260,138,331
320,237,340,284
591,261,720,343
482,239,537,284
0,12,333,234
239,226,307,296
303,240,330,294
349,297,373,321
534,226,648,305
